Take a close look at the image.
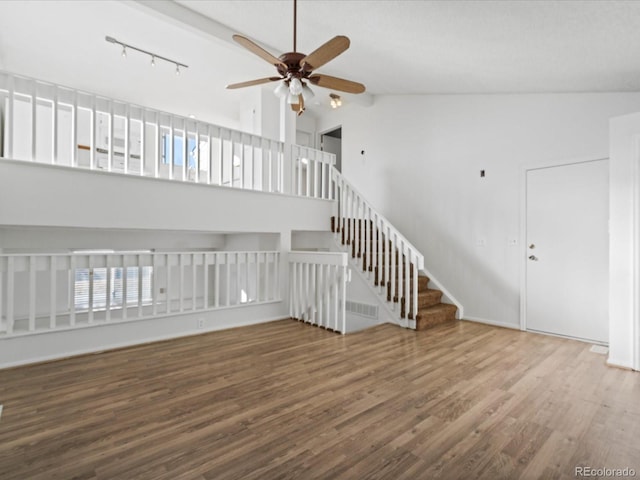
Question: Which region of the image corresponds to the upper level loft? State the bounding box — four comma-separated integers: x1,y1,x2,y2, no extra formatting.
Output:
0,71,336,234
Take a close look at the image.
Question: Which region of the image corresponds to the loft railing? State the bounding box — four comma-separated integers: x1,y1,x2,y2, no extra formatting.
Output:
0,250,280,337
289,251,349,334
291,145,335,199
0,71,335,198
332,168,424,325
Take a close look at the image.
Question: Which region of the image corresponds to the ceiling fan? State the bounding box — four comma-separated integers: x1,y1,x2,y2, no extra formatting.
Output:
226,0,366,116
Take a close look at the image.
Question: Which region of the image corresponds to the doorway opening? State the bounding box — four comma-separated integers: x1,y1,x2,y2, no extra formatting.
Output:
320,127,342,172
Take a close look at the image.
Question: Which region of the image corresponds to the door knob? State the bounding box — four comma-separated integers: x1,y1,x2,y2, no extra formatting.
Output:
529,255,538,261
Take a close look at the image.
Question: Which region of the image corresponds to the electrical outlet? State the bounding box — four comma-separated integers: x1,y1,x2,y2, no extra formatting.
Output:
197,318,204,329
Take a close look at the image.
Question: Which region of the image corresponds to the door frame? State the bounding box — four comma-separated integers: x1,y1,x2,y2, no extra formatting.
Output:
318,125,342,171
519,156,609,335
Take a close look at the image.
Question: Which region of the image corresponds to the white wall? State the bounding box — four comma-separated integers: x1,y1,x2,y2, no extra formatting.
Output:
0,160,333,234
0,226,225,253
316,93,640,328
609,112,640,370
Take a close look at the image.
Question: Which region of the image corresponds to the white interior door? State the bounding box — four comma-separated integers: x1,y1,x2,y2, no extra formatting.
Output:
526,159,609,343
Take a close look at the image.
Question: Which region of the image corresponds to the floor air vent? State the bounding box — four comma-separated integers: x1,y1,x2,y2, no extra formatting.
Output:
346,301,378,319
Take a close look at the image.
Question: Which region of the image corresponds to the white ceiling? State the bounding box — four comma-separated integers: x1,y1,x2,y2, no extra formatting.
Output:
1,0,640,126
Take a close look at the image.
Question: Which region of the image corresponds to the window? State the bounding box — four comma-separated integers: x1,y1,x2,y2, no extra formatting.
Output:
74,266,153,311
161,133,197,168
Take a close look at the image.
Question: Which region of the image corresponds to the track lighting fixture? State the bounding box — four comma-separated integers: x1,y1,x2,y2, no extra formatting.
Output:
106,36,188,74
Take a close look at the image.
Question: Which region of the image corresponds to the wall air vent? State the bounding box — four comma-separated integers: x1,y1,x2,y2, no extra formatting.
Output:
345,301,378,319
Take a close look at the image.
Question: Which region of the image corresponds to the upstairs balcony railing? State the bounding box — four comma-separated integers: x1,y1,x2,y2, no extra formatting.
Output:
0,250,280,337
0,71,335,199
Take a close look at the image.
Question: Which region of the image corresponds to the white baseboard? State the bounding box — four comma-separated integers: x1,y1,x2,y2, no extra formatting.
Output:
0,308,286,369
606,357,636,371
462,316,521,330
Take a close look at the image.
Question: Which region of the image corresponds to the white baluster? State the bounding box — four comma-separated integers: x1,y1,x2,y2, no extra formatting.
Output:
169,117,174,180
88,255,94,324
106,256,112,323
397,240,404,315
412,252,419,322
49,256,57,329
138,255,144,318
215,252,221,308
256,252,261,302
6,257,14,334
341,265,347,334
195,128,200,183
152,254,158,316
28,255,36,331
182,126,187,181
192,253,197,310
122,256,127,321
166,253,172,313
179,254,185,312
404,244,410,320
69,256,76,326
203,253,209,309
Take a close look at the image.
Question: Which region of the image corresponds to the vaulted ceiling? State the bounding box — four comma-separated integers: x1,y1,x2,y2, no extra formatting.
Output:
1,0,640,126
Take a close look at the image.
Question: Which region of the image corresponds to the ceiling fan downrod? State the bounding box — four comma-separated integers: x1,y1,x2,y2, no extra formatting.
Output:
293,0,297,53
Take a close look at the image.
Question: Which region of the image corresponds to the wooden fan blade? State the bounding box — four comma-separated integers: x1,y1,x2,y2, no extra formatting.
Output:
226,77,282,89
301,36,350,71
308,74,366,94
232,35,287,68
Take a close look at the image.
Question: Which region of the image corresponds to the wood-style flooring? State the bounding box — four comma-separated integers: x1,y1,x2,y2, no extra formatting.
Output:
0,320,639,479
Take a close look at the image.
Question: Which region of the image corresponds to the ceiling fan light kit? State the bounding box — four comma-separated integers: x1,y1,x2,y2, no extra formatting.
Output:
226,0,365,115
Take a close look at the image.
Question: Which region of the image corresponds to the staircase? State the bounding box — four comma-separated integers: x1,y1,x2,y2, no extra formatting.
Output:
330,169,461,331
331,217,457,330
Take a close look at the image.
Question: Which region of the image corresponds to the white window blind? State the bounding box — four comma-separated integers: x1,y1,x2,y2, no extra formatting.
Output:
75,266,153,311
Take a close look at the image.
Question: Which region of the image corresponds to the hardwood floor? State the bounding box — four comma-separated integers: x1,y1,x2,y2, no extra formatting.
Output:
0,320,638,479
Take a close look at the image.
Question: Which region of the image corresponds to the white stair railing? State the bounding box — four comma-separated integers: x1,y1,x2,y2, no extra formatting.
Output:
289,251,349,334
0,250,280,337
0,71,327,199
291,145,336,199
331,168,424,324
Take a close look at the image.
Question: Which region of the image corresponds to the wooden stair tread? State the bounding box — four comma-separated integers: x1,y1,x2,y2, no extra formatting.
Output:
415,303,457,331
417,289,443,308
418,303,457,314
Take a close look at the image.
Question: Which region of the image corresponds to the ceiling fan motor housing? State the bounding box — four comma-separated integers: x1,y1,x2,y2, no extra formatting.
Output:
277,52,307,78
